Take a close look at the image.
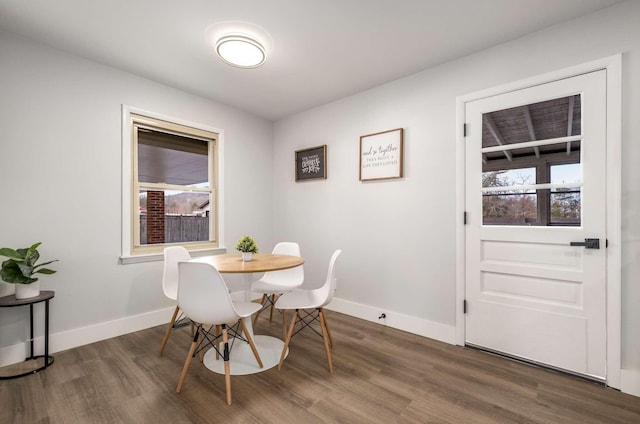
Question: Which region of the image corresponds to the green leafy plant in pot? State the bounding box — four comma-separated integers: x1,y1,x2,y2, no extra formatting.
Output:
236,235,258,261
0,242,58,299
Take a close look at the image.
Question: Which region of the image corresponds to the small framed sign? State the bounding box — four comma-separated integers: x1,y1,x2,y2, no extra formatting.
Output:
359,128,404,181
295,145,327,181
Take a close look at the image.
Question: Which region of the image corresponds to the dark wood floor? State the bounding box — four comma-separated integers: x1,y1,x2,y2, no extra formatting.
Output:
2,310,639,423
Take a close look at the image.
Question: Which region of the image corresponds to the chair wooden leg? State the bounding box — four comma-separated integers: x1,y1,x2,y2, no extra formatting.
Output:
160,305,180,356
222,326,232,405
252,294,267,327
278,309,298,370
281,309,287,340
320,309,334,348
318,308,334,373
239,319,263,368
176,327,200,393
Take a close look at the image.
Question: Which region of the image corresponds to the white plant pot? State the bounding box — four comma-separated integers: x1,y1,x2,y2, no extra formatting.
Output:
241,252,253,261
15,282,40,299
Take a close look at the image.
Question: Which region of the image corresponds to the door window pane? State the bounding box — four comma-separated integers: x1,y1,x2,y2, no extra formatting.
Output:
483,168,537,225
483,191,537,225
482,168,535,188
551,163,581,185
481,94,582,226
550,163,581,225
550,189,581,225
482,95,581,149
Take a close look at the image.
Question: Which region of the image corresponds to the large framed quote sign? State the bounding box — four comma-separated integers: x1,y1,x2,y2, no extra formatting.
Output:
295,145,327,182
359,128,404,181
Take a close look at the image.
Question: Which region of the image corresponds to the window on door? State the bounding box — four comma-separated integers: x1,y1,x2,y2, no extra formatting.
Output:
481,95,581,226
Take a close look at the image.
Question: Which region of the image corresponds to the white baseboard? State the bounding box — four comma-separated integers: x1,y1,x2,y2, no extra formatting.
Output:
1,298,456,367
327,297,456,345
621,369,640,397
51,306,175,354
0,306,175,367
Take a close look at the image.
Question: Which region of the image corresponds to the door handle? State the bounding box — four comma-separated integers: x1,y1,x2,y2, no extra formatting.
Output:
570,238,600,249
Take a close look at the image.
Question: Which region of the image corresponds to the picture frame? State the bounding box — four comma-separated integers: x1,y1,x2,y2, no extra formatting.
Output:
295,145,327,181
359,128,404,181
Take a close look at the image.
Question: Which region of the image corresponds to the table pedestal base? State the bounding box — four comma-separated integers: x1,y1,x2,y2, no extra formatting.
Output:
202,335,287,375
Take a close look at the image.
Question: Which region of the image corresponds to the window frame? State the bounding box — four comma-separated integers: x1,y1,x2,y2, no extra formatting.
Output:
121,106,225,263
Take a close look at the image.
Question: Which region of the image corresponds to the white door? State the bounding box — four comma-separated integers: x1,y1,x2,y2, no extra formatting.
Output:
465,70,607,379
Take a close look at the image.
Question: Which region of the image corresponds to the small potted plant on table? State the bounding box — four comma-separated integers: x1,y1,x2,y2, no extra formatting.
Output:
236,235,258,261
0,242,58,299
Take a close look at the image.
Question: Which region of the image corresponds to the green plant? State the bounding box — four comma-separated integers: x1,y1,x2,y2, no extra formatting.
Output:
236,235,259,253
0,242,58,284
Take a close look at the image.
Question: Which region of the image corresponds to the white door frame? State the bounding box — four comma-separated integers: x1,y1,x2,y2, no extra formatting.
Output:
455,55,622,388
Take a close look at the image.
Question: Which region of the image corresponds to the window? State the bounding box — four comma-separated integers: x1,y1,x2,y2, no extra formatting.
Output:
482,167,538,225
481,94,581,226
549,163,581,225
122,108,221,259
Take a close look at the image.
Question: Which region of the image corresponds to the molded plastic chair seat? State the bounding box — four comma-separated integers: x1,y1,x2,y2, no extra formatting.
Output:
175,261,263,406
252,281,297,293
276,250,341,373
231,301,263,318
251,242,304,334
272,288,325,310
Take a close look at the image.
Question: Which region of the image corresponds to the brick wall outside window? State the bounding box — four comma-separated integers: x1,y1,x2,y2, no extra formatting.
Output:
147,191,165,244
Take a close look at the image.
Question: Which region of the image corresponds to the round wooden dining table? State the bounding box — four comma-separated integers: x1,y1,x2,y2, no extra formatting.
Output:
191,253,303,286
189,253,304,375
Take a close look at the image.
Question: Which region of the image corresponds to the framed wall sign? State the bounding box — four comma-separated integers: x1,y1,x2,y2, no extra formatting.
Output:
359,128,404,181
295,145,327,181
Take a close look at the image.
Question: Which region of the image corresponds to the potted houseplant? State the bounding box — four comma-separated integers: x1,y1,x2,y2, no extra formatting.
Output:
0,242,58,299
236,235,258,261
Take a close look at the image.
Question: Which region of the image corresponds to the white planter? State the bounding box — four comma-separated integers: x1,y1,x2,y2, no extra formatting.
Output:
241,252,253,261
15,282,40,299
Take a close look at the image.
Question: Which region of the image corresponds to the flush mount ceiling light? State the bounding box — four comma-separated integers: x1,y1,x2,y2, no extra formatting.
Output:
206,21,272,70
215,34,266,68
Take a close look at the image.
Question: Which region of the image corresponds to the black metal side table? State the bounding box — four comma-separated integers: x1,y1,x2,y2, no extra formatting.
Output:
0,290,55,379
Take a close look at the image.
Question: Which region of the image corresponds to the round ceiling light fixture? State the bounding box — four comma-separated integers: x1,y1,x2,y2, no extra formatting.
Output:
215,34,266,68
206,21,272,69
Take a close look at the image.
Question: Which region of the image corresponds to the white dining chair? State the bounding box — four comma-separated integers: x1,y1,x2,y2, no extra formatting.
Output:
276,249,342,373
175,261,263,405
159,246,193,356
251,242,304,337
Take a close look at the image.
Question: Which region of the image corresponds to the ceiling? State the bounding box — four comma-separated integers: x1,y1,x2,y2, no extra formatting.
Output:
0,0,624,121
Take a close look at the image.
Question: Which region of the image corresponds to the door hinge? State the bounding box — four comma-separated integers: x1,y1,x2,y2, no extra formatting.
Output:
464,211,468,225
463,123,468,137
463,299,468,314
606,239,609,248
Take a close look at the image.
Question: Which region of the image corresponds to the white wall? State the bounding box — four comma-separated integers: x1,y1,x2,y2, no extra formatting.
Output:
273,0,640,393
0,31,274,358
